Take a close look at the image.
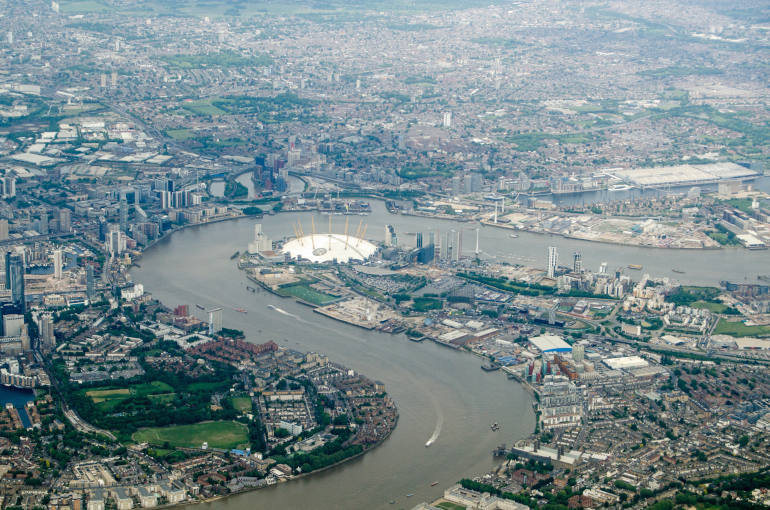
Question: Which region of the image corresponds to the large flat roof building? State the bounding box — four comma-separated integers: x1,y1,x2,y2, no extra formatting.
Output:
603,355,649,370
613,162,757,187
529,334,571,353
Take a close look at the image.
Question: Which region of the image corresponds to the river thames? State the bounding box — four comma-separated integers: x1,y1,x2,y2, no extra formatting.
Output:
132,200,769,509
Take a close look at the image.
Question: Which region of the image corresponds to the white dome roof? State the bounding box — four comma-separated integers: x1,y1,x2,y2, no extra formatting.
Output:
282,234,377,263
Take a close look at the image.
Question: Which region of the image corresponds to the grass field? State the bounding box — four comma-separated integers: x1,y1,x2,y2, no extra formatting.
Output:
182,100,228,116
148,393,176,404
278,283,337,306
86,388,130,401
713,320,770,338
185,381,230,392
691,300,728,313
166,128,195,140
231,397,252,413
83,382,174,411
504,132,600,151
437,502,467,510
132,421,249,450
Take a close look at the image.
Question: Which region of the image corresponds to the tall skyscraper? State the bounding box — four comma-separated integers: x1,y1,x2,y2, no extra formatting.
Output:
454,230,462,262
416,232,423,249
59,209,71,233
440,231,448,260
39,212,48,235
443,111,452,128
40,313,55,351
451,175,462,197
119,199,128,233
0,219,8,241
547,246,558,278
53,249,63,279
2,176,15,198
247,224,272,254
98,217,108,242
572,344,584,363
208,308,223,335
3,314,23,337
86,264,95,300
5,251,25,312
108,230,125,256
573,252,582,273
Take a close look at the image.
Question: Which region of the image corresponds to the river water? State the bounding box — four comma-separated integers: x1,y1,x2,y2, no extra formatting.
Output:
132,199,769,510
132,206,535,510
0,386,34,427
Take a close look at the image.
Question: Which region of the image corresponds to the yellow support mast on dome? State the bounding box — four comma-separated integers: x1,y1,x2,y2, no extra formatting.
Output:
344,217,350,249
358,223,368,246
310,217,316,250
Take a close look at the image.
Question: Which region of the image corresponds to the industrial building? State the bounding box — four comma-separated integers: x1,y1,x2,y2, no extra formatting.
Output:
529,334,572,353
603,355,649,371
613,162,757,187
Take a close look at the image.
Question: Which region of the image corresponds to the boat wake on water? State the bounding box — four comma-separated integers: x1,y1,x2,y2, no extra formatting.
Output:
267,304,304,322
425,394,444,448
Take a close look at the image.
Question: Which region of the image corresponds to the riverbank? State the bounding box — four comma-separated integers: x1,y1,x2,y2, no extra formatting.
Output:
479,218,724,251
167,412,401,510
122,232,404,509
124,200,560,509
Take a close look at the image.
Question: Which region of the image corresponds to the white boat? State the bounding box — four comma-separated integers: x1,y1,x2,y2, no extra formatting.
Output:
608,184,633,191
509,234,518,238
425,438,435,447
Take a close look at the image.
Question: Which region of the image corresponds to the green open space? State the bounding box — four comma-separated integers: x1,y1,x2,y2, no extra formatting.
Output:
691,301,729,313
181,100,228,116
397,160,460,181
277,282,337,306
148,393,177,405
437,503,467,510
638,66,723,78
134,381,175,395
666,286,721,307
60,0,113,13
165,128,195,140
411,296,443,312
132,420,249,450
713,319,770,338
231,397,252,413
725,198,756,215
86,388,129,400
503,132,600,152
185,381,231,392
161,51,272,70
83,381,175,411
470,37,525,48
